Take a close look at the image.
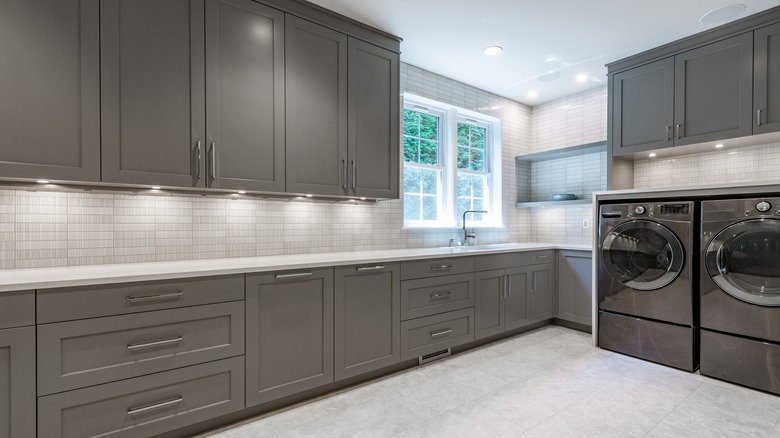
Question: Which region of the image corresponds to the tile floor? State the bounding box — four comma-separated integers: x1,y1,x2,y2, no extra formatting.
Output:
199,326,780,437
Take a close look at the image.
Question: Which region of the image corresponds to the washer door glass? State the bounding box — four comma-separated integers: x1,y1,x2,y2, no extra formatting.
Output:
706,218,780,306
602,220,685,291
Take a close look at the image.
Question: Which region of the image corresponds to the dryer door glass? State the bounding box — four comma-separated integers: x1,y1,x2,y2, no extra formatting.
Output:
602,220,685,291
706,218,780,306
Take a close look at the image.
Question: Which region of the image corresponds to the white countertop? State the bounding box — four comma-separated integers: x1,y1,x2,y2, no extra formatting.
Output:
0,243,591,293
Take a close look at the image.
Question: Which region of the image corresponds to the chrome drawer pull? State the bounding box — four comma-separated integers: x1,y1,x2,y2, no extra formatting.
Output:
357,265,385,272
275,271,312,280
127,336,183,351
429,290,452,300
536,255,549,260
127,396,183,416
125,291,183,302
430,264,452,271
430,328,453,338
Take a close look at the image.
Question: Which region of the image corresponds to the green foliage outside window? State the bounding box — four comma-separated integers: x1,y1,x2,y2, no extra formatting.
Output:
456,123,486,171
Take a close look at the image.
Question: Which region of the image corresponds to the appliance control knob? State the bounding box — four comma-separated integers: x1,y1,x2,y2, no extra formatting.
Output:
634,206,646,215
757,201,772,212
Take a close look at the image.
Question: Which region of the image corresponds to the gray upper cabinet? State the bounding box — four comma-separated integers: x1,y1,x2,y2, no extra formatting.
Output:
206,0,286,192
245,268,334,407
0,0,100,182
335,264,400,381
101,0,206,187
755,22,780,135
285,16,348,196
348,38,400,199
557,250,593,326
529,263,553,322
0,327,36,438
611,58,674,155
674,33,753,146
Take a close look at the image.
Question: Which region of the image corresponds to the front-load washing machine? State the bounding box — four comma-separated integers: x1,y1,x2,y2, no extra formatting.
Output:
598,201,697,371
700,197,780,394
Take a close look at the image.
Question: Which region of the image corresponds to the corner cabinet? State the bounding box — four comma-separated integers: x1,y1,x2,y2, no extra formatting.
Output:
755,22,780,135
245,268,334,407
0,0,100,182
557,250,593,326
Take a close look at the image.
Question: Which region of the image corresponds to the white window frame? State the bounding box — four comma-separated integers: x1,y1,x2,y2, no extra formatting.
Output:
402,93,503,229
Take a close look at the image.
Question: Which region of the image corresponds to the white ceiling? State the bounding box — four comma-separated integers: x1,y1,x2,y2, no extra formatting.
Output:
306,0,780,105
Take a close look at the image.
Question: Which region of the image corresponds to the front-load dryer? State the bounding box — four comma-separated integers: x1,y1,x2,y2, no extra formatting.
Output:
598,201,697,371
700,197,780,394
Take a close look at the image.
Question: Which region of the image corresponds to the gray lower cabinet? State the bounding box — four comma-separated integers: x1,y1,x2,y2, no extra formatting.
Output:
101,0,207,187
529,263,553,322
335,263,400,380
205,0,286,192
474,267,531,340
400,308,475,361
285,15,348,196
0,0,100,182
245,268,334,406
0,326,36,438
400,272,475,320
38,356,245,438
755,22,780,135
557,250,593,326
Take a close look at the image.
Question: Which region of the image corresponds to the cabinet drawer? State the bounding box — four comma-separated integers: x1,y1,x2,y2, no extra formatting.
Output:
529,250,555,265
475,252,530,271
400,273,474,320
400,308,474,361
38,301,245,396
38,274,244,323
401,256,474,280
0,290,34,329
38,356,245,438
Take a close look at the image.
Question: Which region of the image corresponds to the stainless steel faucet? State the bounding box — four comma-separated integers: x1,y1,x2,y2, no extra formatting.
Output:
462,210,488,246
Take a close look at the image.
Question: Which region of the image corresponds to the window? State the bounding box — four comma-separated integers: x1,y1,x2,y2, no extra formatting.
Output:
402,94,502,228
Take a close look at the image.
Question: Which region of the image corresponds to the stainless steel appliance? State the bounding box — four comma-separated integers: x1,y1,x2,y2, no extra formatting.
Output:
598,201,697,371
700,197,780,394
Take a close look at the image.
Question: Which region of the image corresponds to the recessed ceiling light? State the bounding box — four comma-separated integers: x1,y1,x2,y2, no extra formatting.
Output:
238,190,246,194
305,194,313,198
151,186,161,190
715,143,724,149
482,46,503,57
360,197,366,201
576,73,589,83
36,180,50,184
537,71,561,82
527,90,539,99
700,4,746,24
649,153,657,158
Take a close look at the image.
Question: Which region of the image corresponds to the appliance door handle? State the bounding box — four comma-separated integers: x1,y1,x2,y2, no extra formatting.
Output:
716,245,728,275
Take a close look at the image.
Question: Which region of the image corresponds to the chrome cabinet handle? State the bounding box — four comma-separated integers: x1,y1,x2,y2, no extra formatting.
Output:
357,265,385,273
127,396,183,416
430,264,452,271
665,126,671,141
430,328,452,338
275,271,312,280
501,275,507,299
351,160,356,191
508,275,512,298
536,255,549,261
195,141,202,180
125,291,183,302
430,290,452,300
758,109,763,126
127,336,183,351
209,142,216,180
342,159,347,192
675,124,682,139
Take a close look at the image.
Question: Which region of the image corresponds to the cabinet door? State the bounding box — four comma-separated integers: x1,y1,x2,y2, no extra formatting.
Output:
246,268,334,406
558,251,593,326
348,38,400,199
755,22,780,135
674,33,753,146
474,269,505,340
335,264,400,381
504,266,531,331
611,57,674,155
101,0,206,187
0,0,100,181
529,263,553,322
206,0,285,192
0,327,36,438
285,15,348,196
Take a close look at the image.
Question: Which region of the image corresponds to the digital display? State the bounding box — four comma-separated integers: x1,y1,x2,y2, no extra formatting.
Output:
660,204,689,215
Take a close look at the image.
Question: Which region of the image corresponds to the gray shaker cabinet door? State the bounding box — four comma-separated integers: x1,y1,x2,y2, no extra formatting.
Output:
206,0,285,192
755,22,780,135
0,0,100,182
101,0,206,187
674,33,753,146
0,327,36,438
285,15,348,196
334,264,400,381
529,263,553,322
348,38,400,199
611,57,674,156
504,266,531,331
246,268,334,407
474,269,505,340
557,250,593,326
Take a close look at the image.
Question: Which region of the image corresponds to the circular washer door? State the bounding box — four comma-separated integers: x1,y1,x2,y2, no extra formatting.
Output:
602,220,685,291
705,218,780,306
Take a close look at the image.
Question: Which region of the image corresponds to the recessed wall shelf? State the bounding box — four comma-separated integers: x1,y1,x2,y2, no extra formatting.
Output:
516,141,606,162
515,199,592,208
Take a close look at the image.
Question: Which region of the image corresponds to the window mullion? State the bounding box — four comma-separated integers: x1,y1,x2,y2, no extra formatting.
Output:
443,108,458,228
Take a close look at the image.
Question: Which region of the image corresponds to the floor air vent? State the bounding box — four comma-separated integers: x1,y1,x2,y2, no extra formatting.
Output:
419,348,451,365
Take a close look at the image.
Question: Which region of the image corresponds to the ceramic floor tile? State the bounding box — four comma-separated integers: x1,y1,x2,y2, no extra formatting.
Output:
518,410,627,438
393,400,525,438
